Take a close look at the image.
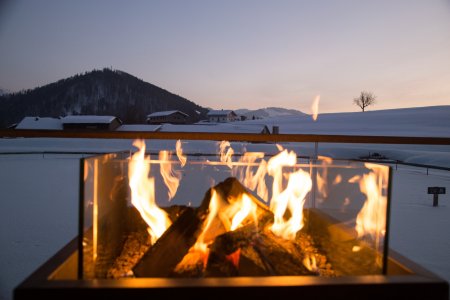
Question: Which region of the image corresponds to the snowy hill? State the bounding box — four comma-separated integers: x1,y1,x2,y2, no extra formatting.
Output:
235,107,306,119
244,105,450,137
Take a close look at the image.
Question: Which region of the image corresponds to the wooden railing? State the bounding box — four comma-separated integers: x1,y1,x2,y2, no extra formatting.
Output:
2,129,450,145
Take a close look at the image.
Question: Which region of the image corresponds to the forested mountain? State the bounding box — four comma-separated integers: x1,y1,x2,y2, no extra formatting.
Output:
0,68,208,128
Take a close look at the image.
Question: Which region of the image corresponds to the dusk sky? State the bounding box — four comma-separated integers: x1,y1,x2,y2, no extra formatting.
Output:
0,0,449,113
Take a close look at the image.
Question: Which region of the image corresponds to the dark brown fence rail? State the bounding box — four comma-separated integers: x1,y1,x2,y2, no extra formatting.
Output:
2,129,450,145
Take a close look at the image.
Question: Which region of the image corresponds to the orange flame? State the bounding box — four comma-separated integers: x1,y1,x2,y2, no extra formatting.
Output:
176,140,187,167
333,174,342,185
311,95,320,121
317,156,333,199
219,141,234,168
228,193,258,231
192,188,222,265
192,188,259,266
128,140,172,244
355,163,388,242
232,152,269,202
268,150,312,240
303,254,318,272
159,150,181,201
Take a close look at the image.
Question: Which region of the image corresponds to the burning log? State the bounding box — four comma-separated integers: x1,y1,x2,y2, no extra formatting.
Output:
204,226,334,277
132,207,200,277
123,177,334,278
106,205,189,278
135,177,272,277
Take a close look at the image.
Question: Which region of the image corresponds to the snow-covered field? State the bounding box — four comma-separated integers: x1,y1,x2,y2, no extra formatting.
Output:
1,106,449,300
0,147,449,300
247,105,450,137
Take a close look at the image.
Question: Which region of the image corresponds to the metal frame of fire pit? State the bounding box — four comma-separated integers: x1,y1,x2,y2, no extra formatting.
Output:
10,131,450,300
14,236,449,300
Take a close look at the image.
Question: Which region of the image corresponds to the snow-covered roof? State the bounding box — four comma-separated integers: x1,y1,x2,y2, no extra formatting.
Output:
116,124,161,132
147,110,188,118
207,110,236,117
15,117,63,130
225,124,270,134
159,123,268,134
61,115,119,124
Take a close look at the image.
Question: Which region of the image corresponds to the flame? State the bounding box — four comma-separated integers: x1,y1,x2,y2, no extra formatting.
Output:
229,193,258,231
333,174,342,185
303,254,318,272
317,156,332,199
159,150,181,200
311,95,320,121
355,163,388,242
192,188,222,265
129,140,172,244
348,175,360,183
176,140,187,167
232,152,269,202
267,149,297,203
352,245,361,252
268,150,312,240
219,141,234,168
192,188,259,267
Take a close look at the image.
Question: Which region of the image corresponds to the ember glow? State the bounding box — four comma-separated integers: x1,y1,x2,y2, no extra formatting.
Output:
128,140,172,244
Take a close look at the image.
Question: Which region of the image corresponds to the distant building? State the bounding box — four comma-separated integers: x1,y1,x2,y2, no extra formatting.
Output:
207,110,238,123
146,110,189,124
159,123,270,134
116,124,161,132
15,116,63,130
61,115,122,130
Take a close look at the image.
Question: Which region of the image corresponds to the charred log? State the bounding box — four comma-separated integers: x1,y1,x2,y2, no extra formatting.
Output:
132,207,200,277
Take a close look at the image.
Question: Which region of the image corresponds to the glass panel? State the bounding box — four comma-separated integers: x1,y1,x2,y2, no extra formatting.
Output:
81,153,129,279
80,140,390,278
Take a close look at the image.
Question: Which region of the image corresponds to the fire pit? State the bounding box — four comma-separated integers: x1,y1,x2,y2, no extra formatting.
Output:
14,137,449,299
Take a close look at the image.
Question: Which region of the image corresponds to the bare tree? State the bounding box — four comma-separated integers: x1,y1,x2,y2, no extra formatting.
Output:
353,91,376,112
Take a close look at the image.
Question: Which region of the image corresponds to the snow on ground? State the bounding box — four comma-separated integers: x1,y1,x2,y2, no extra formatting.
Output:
0,155,79,300
245,105,450,137
235,107,306,119
389,165,450,279
1,106,449,299
0,151,449,300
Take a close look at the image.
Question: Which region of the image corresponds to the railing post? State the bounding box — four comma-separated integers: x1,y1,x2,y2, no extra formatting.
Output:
310,142,319,209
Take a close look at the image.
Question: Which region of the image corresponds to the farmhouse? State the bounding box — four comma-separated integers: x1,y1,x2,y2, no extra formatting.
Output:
15,117,63,130
61,115,122,130
207,110,238,123
146,110,189,124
